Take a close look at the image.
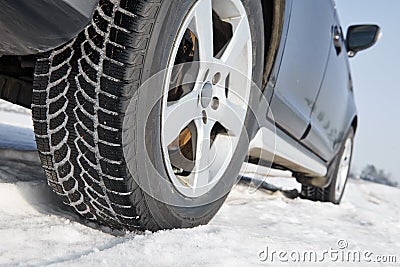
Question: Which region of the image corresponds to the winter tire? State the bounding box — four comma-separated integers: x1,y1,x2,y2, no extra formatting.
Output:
300,128,354,204
32,0,264,230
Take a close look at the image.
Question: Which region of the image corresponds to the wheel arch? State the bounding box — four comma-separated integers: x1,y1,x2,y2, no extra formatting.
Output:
261,0,286,86
0,0,99,55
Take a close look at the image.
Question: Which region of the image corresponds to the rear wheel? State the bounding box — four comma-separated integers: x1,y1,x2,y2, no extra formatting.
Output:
32,0,264,230
300,128,354,204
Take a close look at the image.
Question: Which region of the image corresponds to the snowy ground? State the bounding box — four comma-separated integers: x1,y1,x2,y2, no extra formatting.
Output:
0,102,399,266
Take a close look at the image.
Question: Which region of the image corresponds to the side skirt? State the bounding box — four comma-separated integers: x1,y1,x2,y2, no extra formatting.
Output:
248,123,328,178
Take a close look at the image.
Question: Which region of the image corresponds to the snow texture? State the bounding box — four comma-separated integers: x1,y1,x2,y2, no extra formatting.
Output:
0,109,399,266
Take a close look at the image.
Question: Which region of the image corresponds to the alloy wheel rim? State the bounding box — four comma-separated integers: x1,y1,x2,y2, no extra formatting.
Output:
335,138,353,201
161,0,253,197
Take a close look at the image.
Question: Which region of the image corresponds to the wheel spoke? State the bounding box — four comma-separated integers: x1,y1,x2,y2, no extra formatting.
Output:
220,16,251,67
163,90,200,145
170,62,202,89
211,98,246,136
339,160,348,169
192,119,212,190
192,0,214,62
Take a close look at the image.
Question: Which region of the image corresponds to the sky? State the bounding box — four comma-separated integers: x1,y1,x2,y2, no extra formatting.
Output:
335,0,400,181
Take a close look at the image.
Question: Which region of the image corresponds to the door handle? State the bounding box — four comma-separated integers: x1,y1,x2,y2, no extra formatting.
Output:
333,26,342,55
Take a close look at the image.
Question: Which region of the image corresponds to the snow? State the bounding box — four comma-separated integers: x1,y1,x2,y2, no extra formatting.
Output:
0,107,399,266
0,99,31,116
0,100,35,151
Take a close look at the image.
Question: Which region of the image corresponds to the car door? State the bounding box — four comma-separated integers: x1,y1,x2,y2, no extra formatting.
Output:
269,0,335,140
302,11,354,161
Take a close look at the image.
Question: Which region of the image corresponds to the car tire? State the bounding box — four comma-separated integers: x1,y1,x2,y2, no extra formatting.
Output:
32,0,264,230
300,128,354,204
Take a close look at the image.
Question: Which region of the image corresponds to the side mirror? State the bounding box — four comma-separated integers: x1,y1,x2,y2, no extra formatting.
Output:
346,25,381,57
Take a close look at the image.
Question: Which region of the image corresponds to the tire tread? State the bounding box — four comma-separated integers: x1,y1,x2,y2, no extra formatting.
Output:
33,0,163,230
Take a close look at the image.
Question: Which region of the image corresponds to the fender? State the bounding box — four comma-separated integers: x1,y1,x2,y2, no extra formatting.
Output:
0,0,99,55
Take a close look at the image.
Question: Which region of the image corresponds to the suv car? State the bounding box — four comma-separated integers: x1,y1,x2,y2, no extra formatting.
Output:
0,0,379,231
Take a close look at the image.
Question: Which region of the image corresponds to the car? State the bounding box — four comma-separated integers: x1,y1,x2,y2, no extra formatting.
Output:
0,0,380,231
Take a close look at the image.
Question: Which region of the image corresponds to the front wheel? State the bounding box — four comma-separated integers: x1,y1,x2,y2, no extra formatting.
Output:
32,0,264,231
300,128,354,204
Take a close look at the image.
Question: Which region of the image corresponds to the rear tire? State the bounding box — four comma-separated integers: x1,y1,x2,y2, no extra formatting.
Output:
32,0,264,230
300,128,354,204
